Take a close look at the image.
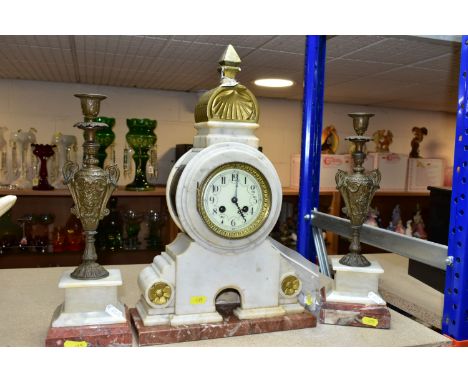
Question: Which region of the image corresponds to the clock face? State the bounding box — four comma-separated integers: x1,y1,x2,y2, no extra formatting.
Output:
198,162,271,239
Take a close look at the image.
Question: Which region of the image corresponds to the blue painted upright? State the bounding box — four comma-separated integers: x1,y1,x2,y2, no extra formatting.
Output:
442,35,468,340
296,36,326,262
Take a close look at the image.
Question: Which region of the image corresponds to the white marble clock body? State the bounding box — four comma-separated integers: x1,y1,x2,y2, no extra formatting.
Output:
137,141,305,326
176,142,282,252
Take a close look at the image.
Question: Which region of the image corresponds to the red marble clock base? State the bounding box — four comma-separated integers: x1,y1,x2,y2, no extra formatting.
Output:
130,305,317,346
45,306,133,347
319,301,391,329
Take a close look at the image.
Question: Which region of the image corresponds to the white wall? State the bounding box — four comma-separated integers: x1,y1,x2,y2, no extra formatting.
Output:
0,78,457,187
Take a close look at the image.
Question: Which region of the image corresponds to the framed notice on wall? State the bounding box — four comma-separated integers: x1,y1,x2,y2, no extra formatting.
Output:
407,158,445,191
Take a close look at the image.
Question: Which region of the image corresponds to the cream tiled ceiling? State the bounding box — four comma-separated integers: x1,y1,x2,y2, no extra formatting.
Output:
0,35,461,113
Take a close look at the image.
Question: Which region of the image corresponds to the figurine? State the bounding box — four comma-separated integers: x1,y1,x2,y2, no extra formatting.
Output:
372,129,393,152
321,125,339,154
389,204,401,231
395,219,405,234
375,206,382,228
412,207,428,240
405,220,413,236
409,127,428,158
364,207,379,227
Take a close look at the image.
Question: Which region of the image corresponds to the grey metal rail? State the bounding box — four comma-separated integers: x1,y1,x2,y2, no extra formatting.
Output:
311,210,449,270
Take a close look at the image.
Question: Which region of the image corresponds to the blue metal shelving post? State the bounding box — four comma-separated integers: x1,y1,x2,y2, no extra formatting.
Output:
442,35,468,340
296,35,326,262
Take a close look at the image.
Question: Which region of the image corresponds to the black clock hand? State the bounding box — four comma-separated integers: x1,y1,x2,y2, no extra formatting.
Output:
231,196,247,222
234,173,239,199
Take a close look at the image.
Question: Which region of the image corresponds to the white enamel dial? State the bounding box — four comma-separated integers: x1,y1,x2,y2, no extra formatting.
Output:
198,162,271,239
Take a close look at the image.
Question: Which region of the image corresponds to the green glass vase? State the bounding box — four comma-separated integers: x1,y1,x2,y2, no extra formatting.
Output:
125,118,157,191
93,116,116,169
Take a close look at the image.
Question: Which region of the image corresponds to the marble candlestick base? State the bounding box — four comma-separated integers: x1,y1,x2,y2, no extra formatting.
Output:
45,306,133,347
130,304,316,346
51,269,126,327
46,269,133,347
319,301,391,329
322,257,391,330
326,257,386,305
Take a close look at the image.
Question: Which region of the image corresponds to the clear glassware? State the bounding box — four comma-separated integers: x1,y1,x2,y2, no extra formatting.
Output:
10,128,37,189
0,126,8,185
145,210,166,250
123,209,143,250
146,144,159,186
51,133,78,189
17,214,33,251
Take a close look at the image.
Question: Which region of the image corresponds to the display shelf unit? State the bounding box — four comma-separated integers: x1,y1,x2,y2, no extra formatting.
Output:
286,188,430,255
0,186,176,269
1,187,316,269
442,35,468,342
297,34,468,341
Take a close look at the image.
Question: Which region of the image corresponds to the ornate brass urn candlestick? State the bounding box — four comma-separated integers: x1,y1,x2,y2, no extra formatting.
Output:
63,94,120,280
335,113,381,267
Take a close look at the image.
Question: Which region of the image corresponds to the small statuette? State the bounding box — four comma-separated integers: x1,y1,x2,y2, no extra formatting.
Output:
394,219,405,234
412,205,428,240
405,220,413,236
321,125,339,154
388,204,401,231
409,126,428,158
372,129,393,152
364,207,379,227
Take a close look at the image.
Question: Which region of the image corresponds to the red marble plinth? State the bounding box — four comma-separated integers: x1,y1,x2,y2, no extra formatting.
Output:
130,306,317,346
319,301,391,329
45,306,133,347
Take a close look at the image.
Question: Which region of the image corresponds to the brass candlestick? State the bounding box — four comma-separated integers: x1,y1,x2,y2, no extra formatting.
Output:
335,113,381,267
63,94,120,280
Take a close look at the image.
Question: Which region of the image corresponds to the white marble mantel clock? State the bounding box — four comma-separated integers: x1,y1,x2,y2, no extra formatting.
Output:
136,45,313,326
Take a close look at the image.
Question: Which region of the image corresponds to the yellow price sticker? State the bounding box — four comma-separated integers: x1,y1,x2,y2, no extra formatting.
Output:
63,340,88,347
190,296,207,305
361,316,379,327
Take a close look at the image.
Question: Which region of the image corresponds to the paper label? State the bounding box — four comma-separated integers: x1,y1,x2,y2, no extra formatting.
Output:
64,340,88,347
190,296,207,305
105,304,124,318
362,316,379,327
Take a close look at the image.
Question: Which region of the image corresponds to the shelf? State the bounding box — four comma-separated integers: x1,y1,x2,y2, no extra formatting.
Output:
374,190,430,196
0,249,159,269
0,186,167,197
283,187,339,196
1,186,313,197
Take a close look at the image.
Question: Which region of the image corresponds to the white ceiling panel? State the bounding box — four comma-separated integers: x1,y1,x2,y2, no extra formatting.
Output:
326,59,401,77
261,35,306,54
371,67,452,84
171,35,276,49
243,49,305,69
326,35,387,58
343,37,453,65
412,51,461,71
0,35,461,113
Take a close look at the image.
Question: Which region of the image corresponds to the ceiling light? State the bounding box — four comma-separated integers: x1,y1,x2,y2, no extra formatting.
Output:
254,78,294,88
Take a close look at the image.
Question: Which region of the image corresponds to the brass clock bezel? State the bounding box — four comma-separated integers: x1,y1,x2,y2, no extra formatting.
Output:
197,162,272,239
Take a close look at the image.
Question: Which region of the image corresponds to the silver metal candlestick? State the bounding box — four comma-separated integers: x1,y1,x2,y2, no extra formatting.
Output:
335,113,381,267
63,94,120,280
